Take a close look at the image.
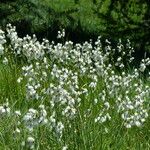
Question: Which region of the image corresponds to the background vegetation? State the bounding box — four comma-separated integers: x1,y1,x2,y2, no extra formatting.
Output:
0,0,150,59
0,1,150,148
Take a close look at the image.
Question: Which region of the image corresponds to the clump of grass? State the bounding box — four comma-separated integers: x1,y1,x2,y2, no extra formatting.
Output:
0,25,149,150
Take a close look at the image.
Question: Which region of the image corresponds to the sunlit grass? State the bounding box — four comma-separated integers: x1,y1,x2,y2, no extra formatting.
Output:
0,25,149,150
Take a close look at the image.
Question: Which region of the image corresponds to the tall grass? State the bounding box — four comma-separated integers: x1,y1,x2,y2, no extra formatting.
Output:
0,25,149,150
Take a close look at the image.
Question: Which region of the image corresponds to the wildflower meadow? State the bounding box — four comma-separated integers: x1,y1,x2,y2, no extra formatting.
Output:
0,24,149,150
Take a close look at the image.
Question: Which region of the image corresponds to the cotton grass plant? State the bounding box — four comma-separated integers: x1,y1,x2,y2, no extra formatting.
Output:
0,24,149,149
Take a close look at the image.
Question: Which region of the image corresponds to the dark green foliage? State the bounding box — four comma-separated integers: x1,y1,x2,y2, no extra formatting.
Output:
0,0,150,58
92,0,150,57
0,0,79,36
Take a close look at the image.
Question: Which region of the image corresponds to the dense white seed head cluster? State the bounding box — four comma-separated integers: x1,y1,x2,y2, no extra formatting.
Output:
0,100,10,117
23,106,48,131
26,136,35,149
0,24,149,149
6,24,45,61
0,29,6,55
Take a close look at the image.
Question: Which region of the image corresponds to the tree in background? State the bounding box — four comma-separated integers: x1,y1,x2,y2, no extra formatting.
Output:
92,0,150,57
0,0,150,58
0,0,79,39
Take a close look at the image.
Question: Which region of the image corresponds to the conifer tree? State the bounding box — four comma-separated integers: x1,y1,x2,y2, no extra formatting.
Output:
92,0,150,55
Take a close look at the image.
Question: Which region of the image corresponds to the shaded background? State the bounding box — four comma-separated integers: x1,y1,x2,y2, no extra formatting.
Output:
1,0,150,62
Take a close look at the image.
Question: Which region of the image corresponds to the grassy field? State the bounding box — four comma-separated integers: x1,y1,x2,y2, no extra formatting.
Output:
0,25,149,150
